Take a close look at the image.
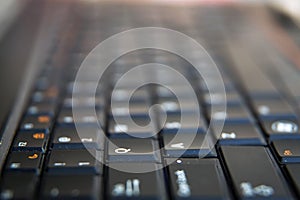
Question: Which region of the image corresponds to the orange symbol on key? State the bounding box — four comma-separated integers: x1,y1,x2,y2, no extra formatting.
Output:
28,153,38,159
38,116,50,123
284,149,293,156
33,133,45,139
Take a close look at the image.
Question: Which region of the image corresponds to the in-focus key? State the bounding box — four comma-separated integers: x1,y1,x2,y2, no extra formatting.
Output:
221,146,292,199
272,139,300,163
108,163,166,199
167,158,229,199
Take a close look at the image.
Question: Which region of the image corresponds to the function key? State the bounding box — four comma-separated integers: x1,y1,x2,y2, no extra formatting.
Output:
5,151,43,173
13,131,48,152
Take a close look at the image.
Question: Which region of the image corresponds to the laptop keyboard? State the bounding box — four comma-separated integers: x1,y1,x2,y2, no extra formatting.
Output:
1,3,300,200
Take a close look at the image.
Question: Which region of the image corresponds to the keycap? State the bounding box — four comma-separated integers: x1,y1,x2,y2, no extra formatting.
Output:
272,139,300,163
20,114,52,131
63,96,104,109
41,174,101,199
158,98,198,114
167,158,229,199
13,130,48,152
27,102,56,116
285,164,300,196
260,117,300,140
0,172,38,200
252,98,297,119
110,102,149,118
204,91,242,106
58,108,100,125
107,138,160,162
163,133,216,158
108,163,166,199
52,125,104,149
159,113,206,134
5,151,43,173
47,149,102,174
207,104,253,122
213,122,266,146
32,86,59,103
108,117,156,138
221,146,292,199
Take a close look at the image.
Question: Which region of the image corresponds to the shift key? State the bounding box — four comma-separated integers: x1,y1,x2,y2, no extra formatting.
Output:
221,146,293,199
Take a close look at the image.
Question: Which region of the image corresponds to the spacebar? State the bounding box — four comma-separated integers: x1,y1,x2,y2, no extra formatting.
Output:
221,146,292,199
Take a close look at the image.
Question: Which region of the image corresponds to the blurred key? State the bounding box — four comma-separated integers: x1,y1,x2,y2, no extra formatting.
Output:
58,108,103,126
13,130,48,152
0,172,38,200
159,113,206,134
108,117,156,138
285,164,300,197
163,133,216,158
252,98,297,119
41,174,101,199
110,101,149,118
272,139,300,163
221,146,292,199
20,114,52,132
108,163,166,199
208,104,253,123
47,149,102,174
52,125,104,150
108,138,160,162
27,102,56,116
213,122,266,146
6,151,43,173
260,117,300,140
167,158,229,199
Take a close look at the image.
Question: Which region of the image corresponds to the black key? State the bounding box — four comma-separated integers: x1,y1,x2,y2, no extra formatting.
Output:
208,105,253,123
0,172,38,200
52,125,104,150
41,174,101,199
108,138,160,162
167,158,229,199
159,113,206,134
163,133,216,158
63,96,104,109
5,151,43,173
111,88,148,102
108,163,166,199
27,102,56,116
58,108,100,125
47,149,102,174
32,86,59,103
260,117,300,140
108,117,156,138
221,146,292,199
13,130,48,152
204,91,242,106
213,122,266,146
285,164,300,196
252,98,296,119
158,98,197,114
272,139,300,163
20,114,52,131
110,102,149,118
